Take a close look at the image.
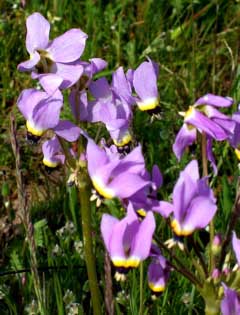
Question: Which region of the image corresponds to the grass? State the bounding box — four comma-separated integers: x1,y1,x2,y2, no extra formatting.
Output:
1,0,240,314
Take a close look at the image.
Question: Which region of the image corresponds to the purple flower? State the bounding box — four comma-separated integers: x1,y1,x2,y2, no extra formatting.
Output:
173,94,235,170
232,232,240,266
17,86,63,139
53,120,82,142
161,160,217,236
129,165,172,218
148,252,170,294
132,59,159,111
42,136,65,168
100,203,155,269
88,73,133,147
18,12,87,89
228,112,240,159
69,58,108,121
87,139,151,200
221,284,240,315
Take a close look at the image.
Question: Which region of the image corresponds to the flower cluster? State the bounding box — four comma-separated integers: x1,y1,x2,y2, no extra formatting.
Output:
18,12,240,311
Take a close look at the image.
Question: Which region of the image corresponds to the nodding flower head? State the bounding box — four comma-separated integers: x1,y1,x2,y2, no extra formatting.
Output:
17,86,63,142
147,248,170,297
42,137,65,171
160,160,217,237
173,94,235,173
18,12,87,89
221,284,240,315
87,139,151,200
100,203,155,279
132,59,159,112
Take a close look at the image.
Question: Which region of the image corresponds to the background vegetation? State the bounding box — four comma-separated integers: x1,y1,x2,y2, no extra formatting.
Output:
0,0,240,314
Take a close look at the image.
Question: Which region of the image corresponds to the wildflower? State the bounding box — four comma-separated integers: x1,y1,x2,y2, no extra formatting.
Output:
130,165,172,218
17,86,63,141
232,232,240,266
221,284,240,315
148,246,170,297
173,93,235,172
69,58,108,121
88,68,133,148
18,12,87,89
132,59,159,112
161,160,217,236
17,82,81,143
42,137,65,170
87,139,151,200
100,204,155,278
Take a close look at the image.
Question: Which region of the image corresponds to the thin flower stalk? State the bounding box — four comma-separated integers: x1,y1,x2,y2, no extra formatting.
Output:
10,114,46,315
77,172,102,315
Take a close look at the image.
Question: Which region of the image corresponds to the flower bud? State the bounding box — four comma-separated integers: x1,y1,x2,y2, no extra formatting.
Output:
211,234,222,256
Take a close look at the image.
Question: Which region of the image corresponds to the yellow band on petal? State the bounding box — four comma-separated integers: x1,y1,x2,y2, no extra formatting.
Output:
112,256,140,268
26,120,44,136
137,98,159,111
113,133,132,147
43,158,58,168
148,282,165,293
235,149,240,160
184,106,194,119
171,219,193,236
137,209,147,217
92,176,115,199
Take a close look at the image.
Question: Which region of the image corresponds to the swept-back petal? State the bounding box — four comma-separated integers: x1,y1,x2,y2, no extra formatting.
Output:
26,12,50,54
42,137,64,167
130,211,155,261
54,120,81,142
185,108,228,140
17,88,46,120
113,145,145,176
232,232,240,265
86,139,109,178
153,201,174,218
112,67,134,105
50,61,84,89
37,73,63,95
195,93,233,108
89,77,112,99
206,137,217,174
109,173,151,199
173,124,197,160
100,214,119,252
221,284,240,315
148,255,169,293
133,60,158,101
152,165,163,188
109,210,137,266
47,29,87,63
17,51,40,71
181,195,217,233
31,90,63,131
173,161,199,222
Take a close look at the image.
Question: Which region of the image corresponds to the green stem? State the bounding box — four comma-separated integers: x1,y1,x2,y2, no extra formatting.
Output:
198,281,220,315
156,238,202,287
57,137,76,169
201,132,214,273
139,262,144,315
77,175,102,315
